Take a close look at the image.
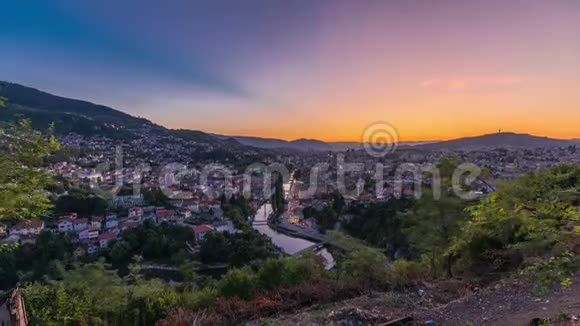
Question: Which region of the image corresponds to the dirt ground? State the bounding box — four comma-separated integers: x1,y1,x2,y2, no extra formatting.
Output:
248,276,580,326
414,276,580,325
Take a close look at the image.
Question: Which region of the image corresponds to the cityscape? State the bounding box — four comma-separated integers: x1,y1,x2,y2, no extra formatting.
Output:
1,1,580,325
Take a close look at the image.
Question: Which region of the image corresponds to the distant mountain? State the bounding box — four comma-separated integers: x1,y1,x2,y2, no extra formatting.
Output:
218,134,436,152
329,141,434,151
214,135,333,151
415,132,573,150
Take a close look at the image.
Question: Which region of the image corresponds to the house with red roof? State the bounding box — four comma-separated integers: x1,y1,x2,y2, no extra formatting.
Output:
155,208,170,219
128,206,143,218
98,232,117,248
10,220,44,237
193,224,213,241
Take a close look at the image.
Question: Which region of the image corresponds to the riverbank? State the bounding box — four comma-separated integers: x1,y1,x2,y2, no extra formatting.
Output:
251,203,335,269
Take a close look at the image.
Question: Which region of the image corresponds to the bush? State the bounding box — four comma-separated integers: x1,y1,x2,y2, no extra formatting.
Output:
339,247,388,291
181,287,218,310
218,268,258,300
522,254,580,295
386,259,427,288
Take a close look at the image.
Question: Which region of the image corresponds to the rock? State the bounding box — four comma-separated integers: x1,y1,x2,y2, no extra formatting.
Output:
326,307,382,325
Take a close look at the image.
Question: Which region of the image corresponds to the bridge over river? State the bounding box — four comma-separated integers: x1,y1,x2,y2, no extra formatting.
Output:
251,203,336,269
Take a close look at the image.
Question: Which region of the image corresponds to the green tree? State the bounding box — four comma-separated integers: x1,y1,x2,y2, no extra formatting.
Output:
54,188,107,217
331,191,345,214
47,259,66,280
401,191,470,278
0,118,60,220
343,199,412,259
271,173,285,216
199,232,227,264
339,246,388,292
110,240,133,270
0,243,19,289
315,206,338,231
448,164,580,276
218,267,258,299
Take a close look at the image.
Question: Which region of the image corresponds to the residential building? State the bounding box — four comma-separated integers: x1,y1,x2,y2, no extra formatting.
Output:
98,232,117,248
72,219,88,232
87,244,99,255
78,227,99,241
213,221,236,234
128,206,143,218
90,217,103,229
193,224,213,241
105,218,119,229
10,220,44,236
57,219,73,233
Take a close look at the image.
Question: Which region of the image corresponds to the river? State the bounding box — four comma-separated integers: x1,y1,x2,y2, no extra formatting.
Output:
252,203,335,269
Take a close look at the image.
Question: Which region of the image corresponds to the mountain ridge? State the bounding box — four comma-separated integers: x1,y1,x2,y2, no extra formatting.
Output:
413,131,573,150
0,81,576,151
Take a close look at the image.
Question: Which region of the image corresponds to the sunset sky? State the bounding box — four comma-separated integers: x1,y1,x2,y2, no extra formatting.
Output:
1,0,579,141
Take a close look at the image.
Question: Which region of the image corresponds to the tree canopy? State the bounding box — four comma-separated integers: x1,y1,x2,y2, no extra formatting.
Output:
0,115,60,220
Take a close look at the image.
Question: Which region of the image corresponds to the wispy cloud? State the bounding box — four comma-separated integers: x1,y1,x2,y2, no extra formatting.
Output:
420,75,528,91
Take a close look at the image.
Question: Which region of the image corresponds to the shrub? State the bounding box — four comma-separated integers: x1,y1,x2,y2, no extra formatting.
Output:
181,287,218,310
218,268,258,300
386,259,428,288
522,254,580,295
339,247,388,291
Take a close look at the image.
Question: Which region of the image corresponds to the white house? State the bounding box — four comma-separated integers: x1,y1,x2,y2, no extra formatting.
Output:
57,219,73,232
128,206,143,218
87,245,99,255
111,194,144,208
177,208,192,219
105,218,119,229
213,221,236,234
72,219,88,232
193,224,213,241
78,227,100,241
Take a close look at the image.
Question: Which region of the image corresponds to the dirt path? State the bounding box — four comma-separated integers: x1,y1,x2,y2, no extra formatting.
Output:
249,276,580,325
415,276,580,325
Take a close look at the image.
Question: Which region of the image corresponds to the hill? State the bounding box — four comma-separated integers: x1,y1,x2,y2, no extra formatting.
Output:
215,134,333,151
0,81,278,164
415,132,573,150
0,81,231,145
